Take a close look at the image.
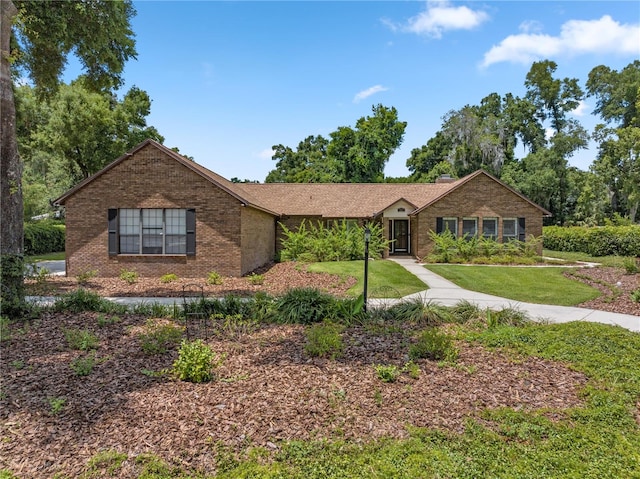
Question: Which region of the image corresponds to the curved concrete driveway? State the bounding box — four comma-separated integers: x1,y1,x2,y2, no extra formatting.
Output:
385,258,639,333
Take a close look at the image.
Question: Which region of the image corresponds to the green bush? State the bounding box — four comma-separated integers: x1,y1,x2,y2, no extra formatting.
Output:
279,220,388,263
160,273,178,283
622,257,639,274
54,288,116,313
387,298,450,325
139,320,183,354
23,221,65,255
409,328,458,362
172,339,224,383
304,321,344,359
64,328,99,351
206,270,224,285
70,353,95,376
631,289,640,303
119,269,138,284
374,364,400,383
543,225,640,257
275,288,337,325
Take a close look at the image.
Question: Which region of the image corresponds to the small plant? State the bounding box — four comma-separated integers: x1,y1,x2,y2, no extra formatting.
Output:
48,397,66,415
486,307,530,328
11,360,25,369
247,272,265,285
0,316,10,342
374,389,383,406
213,313,259,339
631,288,640,303
97,314,120,327
172,339,225,383
622,257,640,274
76,269,97,285
374,364,400,383
402,361,421,379
64,328,99,351
207,270,224,285
409,327,458,362
160,273,179,283
119,269,139,284
86,450,128,476
70,353,96,376
139,319,183,354
304,321,344,359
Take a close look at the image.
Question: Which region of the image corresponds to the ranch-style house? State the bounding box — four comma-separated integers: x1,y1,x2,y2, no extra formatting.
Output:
54,139,551,278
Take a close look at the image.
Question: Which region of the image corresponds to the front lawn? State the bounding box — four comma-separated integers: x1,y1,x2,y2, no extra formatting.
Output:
425,265,601,306
308,259,427,298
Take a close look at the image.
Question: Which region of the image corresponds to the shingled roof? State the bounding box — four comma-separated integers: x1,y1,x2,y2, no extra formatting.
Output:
54,139,550,217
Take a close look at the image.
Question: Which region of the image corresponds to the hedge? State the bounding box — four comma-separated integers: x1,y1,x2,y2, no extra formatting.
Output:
24,222,65,256
543,225,640,257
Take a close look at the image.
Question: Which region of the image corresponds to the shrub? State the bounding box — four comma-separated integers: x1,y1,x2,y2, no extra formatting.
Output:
54,289,112,313
70,353,95,376
409,328,458,362
631,289,640,303
160,273,179,283
23,221,65,255
172,339,224,383
543,225,640,257
304,321,344,359
76,269,97,285
139,320,183,354
387,298,450,325
374,364,400,383
206,271,224,285
247,272,265,285
119,269,138,284
64,328,99,351
275,288,337,325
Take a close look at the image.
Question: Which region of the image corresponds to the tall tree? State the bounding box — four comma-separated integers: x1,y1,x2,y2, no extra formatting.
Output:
265,135,335,183
1,0,136,313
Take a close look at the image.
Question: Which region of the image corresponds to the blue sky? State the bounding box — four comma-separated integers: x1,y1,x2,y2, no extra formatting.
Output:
85,1,640,181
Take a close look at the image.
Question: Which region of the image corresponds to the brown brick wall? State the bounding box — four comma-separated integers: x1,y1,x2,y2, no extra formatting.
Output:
241,207,276,274
414,174,544,259
64,144,259,278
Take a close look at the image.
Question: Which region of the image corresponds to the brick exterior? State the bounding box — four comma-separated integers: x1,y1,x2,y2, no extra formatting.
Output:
63,144,273,278
413,173,544,259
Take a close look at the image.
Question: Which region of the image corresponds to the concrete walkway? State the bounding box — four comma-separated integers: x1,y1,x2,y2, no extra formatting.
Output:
383,257,639,333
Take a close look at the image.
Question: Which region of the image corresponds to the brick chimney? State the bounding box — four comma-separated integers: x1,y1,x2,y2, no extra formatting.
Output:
435,174,455,184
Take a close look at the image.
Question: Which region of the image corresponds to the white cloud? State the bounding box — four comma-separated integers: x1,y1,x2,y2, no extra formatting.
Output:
571,100,590,117
353,85,389,103
482,15,640,68
387,0,489,38
256,147,275,160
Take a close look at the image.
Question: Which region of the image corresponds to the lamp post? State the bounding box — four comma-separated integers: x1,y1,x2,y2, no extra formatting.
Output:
363,226,371,312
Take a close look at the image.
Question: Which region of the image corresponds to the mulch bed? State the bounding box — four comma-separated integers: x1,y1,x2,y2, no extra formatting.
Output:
1,311,588,478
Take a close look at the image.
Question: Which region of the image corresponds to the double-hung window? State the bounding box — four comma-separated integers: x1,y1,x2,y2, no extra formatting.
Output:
502,218,518,242
462,217,477,239
436,217,458,237
108,208,195,255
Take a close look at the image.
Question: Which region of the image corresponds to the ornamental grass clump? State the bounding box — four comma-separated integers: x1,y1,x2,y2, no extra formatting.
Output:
275,287,338,325
409,327,458,362
172,339,225,383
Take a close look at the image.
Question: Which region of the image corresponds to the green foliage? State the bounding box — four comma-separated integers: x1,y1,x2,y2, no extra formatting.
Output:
304,321,344,359
247,272,265,285
631,289,640,303
48,397,66,415
402,361,421,379
54,288,112,313
387,298,450,325
409,328,458,362
85,450,128,477
622,257,639,274
374,364,400,383
279,220,388,263
0,316,11,342
543,225,640,257
171,339,224,383
159,273,178,283
64,328,99,351
207,270,224,285
212,313,259,339
70,353,95,376
119,269,138,284
23,221,65,255
486,307,531,329
275,288,338,325
76,269,97,285
96,314,120,327
139,319,183,354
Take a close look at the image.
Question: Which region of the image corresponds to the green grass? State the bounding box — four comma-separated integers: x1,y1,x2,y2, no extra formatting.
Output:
25,251,65,262
543,249,630,268
425,264,601,306
308,259,426,298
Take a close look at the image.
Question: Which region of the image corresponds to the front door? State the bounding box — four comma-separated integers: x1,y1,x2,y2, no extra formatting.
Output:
393,219,409,253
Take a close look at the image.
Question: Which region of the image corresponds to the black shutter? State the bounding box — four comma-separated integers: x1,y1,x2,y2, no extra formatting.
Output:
518,217,526,241
436,217,443,234
186,208,196,256
108,209,118,255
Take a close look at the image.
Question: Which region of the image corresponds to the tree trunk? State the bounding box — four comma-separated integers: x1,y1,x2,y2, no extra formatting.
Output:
1,0,26,316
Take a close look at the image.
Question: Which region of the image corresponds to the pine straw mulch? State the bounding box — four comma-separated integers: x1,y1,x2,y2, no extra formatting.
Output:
0,309,589,479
